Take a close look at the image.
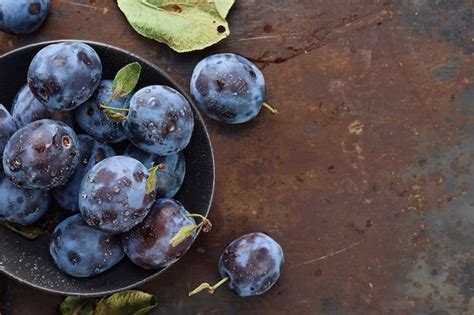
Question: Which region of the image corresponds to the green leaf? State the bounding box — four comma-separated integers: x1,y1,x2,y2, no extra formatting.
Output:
112,62,142,98
0,221,45,240
170,224,197,247
214,0,234,18
117,0,231,53
94,290,157,315
60,296,95,315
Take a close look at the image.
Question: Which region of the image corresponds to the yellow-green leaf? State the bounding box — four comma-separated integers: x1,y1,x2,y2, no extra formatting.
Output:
0,221,45,240
117,0,231,53
170,224,197,247
214,0,234,18
146,170,157,194
112,62,142,99
104,110,128,122
60,296,95,315
94,290,157,315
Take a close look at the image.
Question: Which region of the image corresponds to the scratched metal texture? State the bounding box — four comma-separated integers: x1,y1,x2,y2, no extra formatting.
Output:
1,0,474,314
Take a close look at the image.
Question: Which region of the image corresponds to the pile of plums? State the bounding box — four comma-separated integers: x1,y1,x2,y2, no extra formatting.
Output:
0,40,283,297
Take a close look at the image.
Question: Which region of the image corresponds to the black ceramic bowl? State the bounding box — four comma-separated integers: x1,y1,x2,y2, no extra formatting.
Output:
0,40,215,296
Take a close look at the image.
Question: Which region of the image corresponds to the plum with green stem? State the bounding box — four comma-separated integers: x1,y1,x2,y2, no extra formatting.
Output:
189,232,284,297
190,53,277,124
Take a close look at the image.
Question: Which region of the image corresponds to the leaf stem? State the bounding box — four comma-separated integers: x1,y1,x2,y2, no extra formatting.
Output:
262,102,278,115
188,277,229,296
100,104,130,112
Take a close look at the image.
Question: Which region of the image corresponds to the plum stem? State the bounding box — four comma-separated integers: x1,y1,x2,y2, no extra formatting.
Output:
100,104,130,112
189,277,229,296
262,102,278,115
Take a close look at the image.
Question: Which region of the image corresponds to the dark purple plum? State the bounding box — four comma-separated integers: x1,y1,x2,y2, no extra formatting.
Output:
0,104,18,156
189,232,284,297
49,214,124,278
122,198,196,269
53,135,115,212
124,85,194,156
2,119,79,189
190,53,271,124
0,169,50,225
27,41,102,111
124,144,185,198
79,156,155,234
75,80,131,143
219,233,284,296
11,84,74,128
0,0,51,35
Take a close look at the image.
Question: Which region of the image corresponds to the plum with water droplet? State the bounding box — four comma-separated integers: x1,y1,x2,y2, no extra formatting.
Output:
122,198,196,269
79,156,155,234
49,214,124,277
124,85,194,156
2,119,79,189
53,134,115,212
28,41,102,111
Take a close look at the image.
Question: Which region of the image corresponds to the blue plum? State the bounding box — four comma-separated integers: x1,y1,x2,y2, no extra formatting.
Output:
49,214,124,278
28,42,102,111
190,53,267,124
0,169,50,225
11,84,74,128
0,0,50,35
2,119,79,189
79,156,155,234
53,135,115,212
75,80,131,143
218,233,284,296
124,144,185,198
0,104,18,156
122,198,196,269
124,85,194,155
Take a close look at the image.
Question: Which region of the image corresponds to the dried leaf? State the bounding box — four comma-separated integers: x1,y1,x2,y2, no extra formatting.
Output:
117,0,232,52
0,221,44,240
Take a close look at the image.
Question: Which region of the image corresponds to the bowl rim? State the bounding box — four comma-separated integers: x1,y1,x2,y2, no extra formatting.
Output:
0,39,215,297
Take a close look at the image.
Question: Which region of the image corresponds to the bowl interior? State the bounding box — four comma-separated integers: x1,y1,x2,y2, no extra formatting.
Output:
0,41,214,296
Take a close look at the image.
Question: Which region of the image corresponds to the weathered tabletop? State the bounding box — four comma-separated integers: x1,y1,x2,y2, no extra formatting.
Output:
1,0,474,314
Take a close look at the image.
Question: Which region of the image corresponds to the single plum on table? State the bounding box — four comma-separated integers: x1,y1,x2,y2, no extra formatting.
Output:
190,53,276,124
189,232,284,297
0,0,51,35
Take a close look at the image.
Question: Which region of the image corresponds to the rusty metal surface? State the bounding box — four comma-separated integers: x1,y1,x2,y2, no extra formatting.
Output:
1,0,474,314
